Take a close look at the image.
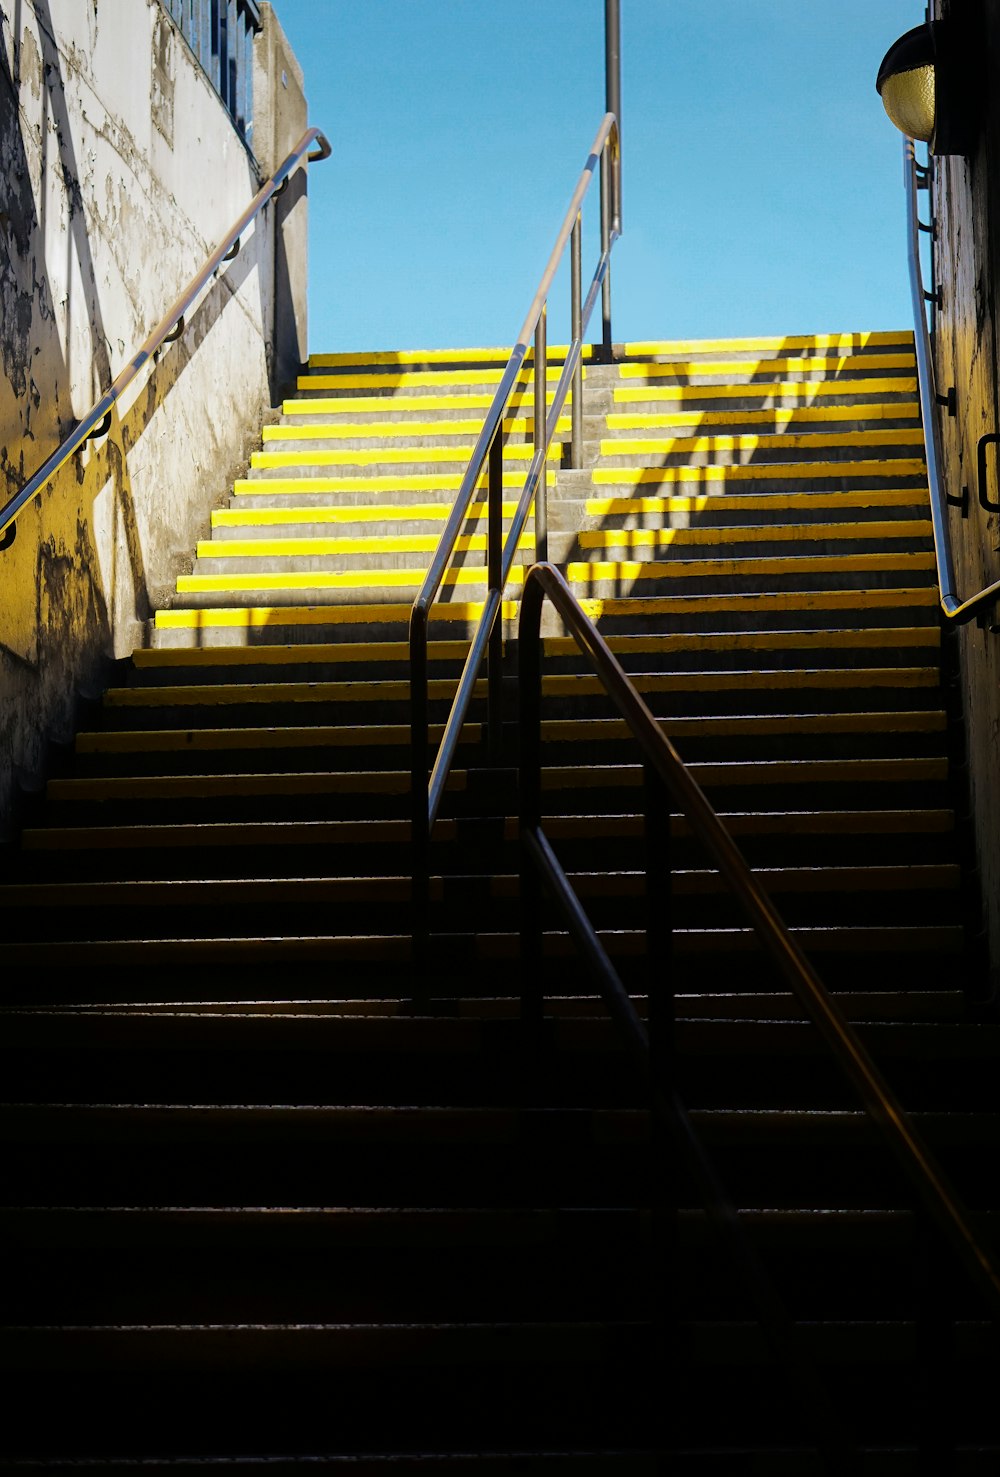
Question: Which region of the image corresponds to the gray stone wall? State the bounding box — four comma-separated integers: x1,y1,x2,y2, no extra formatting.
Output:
930,0,1000,989
0,0,309,834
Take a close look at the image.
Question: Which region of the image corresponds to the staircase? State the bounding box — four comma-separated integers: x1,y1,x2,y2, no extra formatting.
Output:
2,331,998,1472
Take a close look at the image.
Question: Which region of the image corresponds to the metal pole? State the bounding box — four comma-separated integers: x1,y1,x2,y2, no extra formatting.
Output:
487,431,504,763
602,0,621,360
571,214,583,468
534,306,548,563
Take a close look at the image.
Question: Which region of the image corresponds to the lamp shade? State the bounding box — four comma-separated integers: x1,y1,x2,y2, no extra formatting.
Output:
876,24,936,144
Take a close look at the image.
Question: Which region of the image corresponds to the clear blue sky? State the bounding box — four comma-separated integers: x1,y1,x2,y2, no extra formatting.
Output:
270,1,928,355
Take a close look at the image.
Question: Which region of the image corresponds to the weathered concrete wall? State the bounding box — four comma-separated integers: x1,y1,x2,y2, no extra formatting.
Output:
0,0,309,835
930,0,1000,990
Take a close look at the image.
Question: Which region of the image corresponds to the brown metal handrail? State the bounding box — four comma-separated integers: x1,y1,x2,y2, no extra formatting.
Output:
0,124,332,552
905,138,1000,623
519,560,1000,1328
408,113,621,950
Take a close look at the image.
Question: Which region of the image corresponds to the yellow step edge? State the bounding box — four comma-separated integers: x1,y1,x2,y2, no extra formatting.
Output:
261,417,571,442
194,533,536,558
613,377,918,403
232,473,532,494
21,820,429,851
104,679,488,708
621,332,911,355
607,406,921,430
103,667,940,710
76,724,480,754
591,460,928,486
48,771,468,800
299,367,579,390
153,601,521,630
307,344,596,368
249,443,562,470
538,711,946,738
538,668,939,695
585,491,929,515
212,501,528,528
563,553,936,581
572,588,940,618
531,811,954,839
175,567,528,593
540,628,939,655
538,758,947,788
133,641,484,669
618,353,915,380
282,392,560,416
601,430,924,456
577,521,932,550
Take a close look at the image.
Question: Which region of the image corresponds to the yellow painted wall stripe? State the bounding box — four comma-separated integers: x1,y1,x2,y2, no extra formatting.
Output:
577,520,932,550
195,533,535,558
601,429,925,456
618,353,915,379
591,460,928,486
585,490,928,515
261,417,571,442
607,405,921,430
564,553,935,581
613,377,918,402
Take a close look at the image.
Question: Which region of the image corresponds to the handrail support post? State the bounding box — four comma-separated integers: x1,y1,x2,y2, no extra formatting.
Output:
487,431,504,764
571,214,583,468
534,307,548,565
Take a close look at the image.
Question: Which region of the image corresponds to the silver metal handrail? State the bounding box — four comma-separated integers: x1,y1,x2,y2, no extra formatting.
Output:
519,559,1000,1324
408,112,621,949
905,138,1000,622
0,124,332,552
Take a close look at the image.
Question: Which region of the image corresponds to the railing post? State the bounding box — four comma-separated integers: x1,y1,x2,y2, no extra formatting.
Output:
487,430,504,764
600,146,612,361
409,609,430,977
571,213,583,469
534,307,548,564
518,572,545,1029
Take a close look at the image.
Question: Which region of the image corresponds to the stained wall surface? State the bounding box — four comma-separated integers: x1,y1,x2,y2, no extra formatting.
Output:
0,0,309,834
930,0,1000,986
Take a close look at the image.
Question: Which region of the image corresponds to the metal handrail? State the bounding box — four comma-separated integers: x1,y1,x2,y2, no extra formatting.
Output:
408,113,622,943
0,125,332,552
519,559,1000,1325
904,138,1000,622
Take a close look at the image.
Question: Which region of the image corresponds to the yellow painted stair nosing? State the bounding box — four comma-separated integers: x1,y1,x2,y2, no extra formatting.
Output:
584,491,929,515
194,533,536,559
600,429,925,455
606,406,921,429
298,367,580,390
232,473,534,494
282,391,563,416
307,344,597,368
153,601,521,629
175,566,529,593
613,378,918,403
249,442,563,469
576,520,933,549
590,460,928,485
212,501,528,527
261,417,570,442
617,353,916,379
620,332,912,355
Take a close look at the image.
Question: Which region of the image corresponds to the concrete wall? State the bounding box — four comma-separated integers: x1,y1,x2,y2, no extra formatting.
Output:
929,0,1000,991
0,0,309,836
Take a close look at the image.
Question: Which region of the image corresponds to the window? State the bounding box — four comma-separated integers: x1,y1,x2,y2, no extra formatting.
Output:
161,0,262,148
